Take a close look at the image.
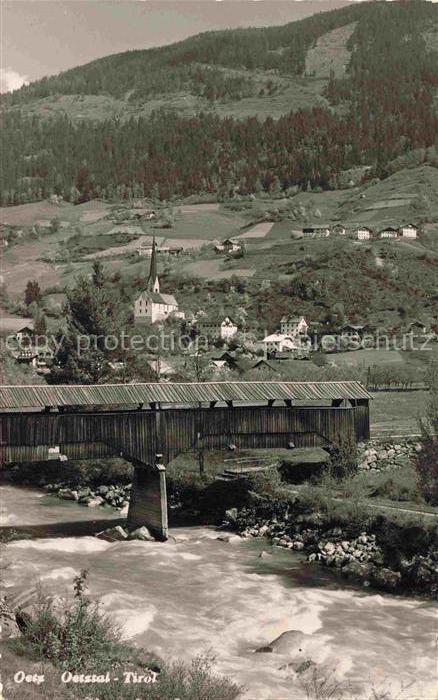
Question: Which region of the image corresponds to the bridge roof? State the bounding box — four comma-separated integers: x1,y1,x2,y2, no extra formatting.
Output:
0,381,371,409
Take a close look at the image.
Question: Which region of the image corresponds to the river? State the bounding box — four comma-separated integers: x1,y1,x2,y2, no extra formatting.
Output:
1,485,436,699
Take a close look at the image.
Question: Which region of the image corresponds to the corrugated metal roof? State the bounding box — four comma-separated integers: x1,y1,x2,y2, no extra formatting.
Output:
0,382,371,409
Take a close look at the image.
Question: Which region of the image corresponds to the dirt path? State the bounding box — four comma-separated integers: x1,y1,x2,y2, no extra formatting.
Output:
287,485,438,520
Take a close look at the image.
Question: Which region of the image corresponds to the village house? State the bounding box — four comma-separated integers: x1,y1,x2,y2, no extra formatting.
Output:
302,225,331,238
134,238,184,324
15,325,35,345
261,315,310,357
261,333,301,355
138,242,155,257
15,348,37,364
340,323,370,338
406,319,428,335
399,223,418,239
251,358,280,374
208,351,239,372
33,348,55,375
332,224,346,235
379,227,399,239
197,316,238,342
280,316,309,338
138,241,183,257
214,238,242,254
354,226,373,240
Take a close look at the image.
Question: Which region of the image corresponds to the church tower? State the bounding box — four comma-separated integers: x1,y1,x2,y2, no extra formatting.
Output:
147,237,160,293
134,236,184,324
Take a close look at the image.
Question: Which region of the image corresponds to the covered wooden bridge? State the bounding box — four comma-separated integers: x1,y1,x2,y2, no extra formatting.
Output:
0,381,371,539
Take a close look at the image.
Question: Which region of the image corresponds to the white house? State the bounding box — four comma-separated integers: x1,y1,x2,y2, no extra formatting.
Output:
197,316,238,341
399,224,418,239
262,333,301,354
138,242,182,257
302,225,331,238
214,238,242,254
134,238,184,324
380,227,399,239
354,226,373,240
280,316,308,337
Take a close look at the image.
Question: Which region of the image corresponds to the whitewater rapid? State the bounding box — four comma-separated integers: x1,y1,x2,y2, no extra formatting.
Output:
2,485,437,699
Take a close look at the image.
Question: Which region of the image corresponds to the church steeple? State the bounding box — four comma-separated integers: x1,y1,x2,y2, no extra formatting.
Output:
147,237,160,293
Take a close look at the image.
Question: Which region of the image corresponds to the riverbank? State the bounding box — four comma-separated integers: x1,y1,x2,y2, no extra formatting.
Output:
226,503,437,597
2,439,437,598
2,485,438,699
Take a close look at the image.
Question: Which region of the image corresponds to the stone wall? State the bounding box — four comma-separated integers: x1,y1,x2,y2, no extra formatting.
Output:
357,438,422,472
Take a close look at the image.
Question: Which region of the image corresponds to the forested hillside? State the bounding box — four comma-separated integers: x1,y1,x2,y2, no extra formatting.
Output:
1,0,437,205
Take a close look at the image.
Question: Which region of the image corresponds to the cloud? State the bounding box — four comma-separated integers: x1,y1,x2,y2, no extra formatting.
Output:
0,68,29,94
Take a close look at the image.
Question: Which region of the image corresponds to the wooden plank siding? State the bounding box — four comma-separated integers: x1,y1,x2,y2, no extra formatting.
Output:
0,405,367,466
353,404,370,442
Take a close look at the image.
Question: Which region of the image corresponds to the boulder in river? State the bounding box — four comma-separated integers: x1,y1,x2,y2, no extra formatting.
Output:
96,525,128,542
86,496,104,507
128,526,155,542
58,488,79,501
258,550,272,559
256,629,311,655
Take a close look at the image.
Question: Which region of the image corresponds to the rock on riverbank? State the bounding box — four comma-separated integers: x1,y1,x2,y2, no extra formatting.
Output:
44,482,131,513
233,511,437,596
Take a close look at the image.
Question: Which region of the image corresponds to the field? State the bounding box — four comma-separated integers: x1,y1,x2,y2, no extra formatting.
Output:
1,238,64,295
164,208,245,239
337,165,438,228
1,167,437,351
0,312,33,336
183,258,256,280
328,349,406,368
370,390,428,439
237,222,274,239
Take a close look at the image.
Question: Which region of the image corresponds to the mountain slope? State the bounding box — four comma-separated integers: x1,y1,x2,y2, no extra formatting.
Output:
0,1,437,206
4,0,437,109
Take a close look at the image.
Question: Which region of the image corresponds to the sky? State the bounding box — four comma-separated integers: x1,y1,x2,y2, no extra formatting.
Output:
1,0,356,92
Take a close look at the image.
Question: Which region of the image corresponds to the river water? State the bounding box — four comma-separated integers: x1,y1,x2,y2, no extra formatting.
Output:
1,485,437,699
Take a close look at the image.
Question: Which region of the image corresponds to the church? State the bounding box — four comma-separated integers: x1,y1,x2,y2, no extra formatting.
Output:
134,238,184,324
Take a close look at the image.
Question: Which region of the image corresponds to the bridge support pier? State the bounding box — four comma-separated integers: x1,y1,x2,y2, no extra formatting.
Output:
127,459,168,541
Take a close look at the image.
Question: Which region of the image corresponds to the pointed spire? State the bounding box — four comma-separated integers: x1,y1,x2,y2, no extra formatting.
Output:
147,237,160,293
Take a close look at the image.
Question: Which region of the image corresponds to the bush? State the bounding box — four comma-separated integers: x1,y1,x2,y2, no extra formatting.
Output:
369,465,423,503
246,466,286,498
327,435,358,480
415,437,438,505
415,363,438,505
372,515,438,570
15,570,127,670
6,458,133,488
167,463,215,508
12,572,241,700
